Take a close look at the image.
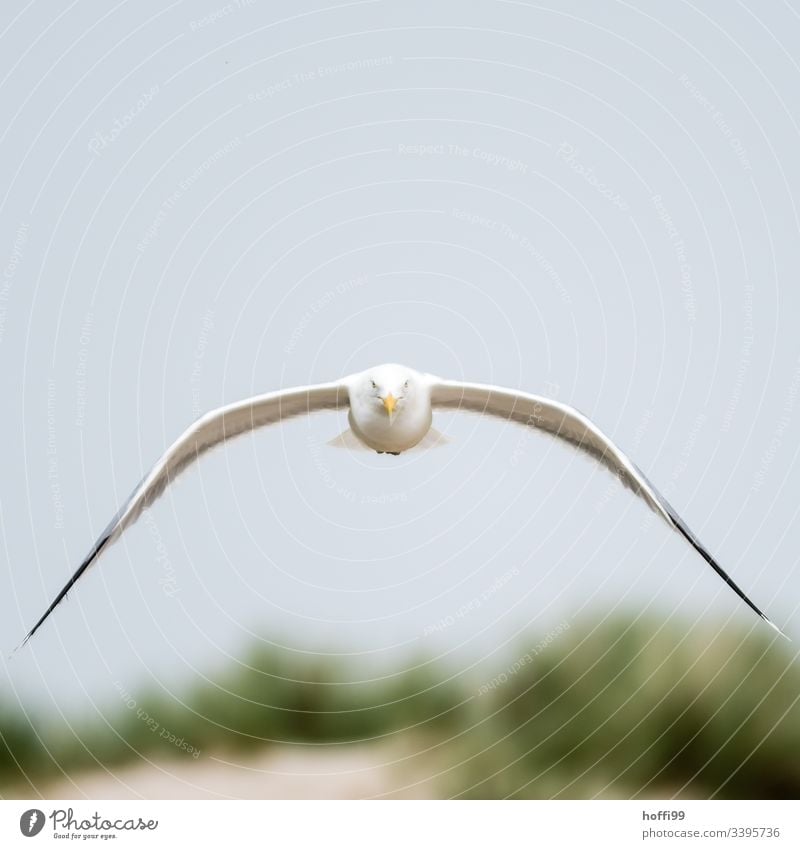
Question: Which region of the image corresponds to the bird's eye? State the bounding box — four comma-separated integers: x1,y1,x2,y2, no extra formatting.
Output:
370,379,377,389
404,380,409,389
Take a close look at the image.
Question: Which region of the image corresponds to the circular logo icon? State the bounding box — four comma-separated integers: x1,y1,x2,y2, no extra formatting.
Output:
19,809,45,837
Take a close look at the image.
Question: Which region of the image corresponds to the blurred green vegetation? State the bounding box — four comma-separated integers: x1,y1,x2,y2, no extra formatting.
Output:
2,617,798,798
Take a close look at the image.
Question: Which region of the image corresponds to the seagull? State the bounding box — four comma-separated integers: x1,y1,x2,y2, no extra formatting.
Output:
22,363,785,644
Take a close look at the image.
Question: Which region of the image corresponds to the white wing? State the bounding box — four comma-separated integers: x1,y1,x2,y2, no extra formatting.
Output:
24,381,348,643
430,377,784,637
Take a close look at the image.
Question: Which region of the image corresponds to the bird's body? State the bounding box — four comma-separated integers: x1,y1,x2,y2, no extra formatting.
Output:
347,363,433,453
19,363,787,644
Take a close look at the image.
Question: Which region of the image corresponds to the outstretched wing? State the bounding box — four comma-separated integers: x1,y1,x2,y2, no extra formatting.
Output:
430,378,784,637
23,381,348,644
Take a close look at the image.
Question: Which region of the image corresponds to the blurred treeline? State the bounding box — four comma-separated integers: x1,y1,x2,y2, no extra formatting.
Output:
2,617,798,798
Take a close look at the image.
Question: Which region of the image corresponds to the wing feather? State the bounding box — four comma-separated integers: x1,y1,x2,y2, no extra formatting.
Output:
429,378,784,637
22,381,347,643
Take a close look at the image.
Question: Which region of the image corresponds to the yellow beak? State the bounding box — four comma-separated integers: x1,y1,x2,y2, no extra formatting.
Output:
382,393,397,416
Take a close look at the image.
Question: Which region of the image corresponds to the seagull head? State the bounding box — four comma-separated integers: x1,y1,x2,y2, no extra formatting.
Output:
362,363,419,423
343,365,434,454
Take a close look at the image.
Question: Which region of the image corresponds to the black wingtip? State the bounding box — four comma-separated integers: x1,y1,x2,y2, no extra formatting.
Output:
10,620,45,658
18,474,148,648
760,615,791,642
18,528,115,648
665,507,786,639
20,602,57,647
19,580,79,647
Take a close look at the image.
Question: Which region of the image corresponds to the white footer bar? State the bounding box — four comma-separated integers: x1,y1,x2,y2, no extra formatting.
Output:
2,799,795,847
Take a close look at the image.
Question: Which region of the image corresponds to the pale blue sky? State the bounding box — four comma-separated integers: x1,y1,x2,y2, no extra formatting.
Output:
1,0,799,717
